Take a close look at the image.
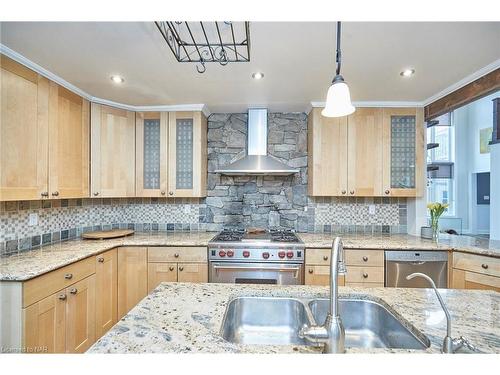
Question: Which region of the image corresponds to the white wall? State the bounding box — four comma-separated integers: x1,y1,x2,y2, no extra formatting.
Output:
490,143,500,240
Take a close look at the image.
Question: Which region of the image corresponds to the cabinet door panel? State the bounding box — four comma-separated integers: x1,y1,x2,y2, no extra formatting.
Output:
65,275,96,353
305,265,345,286
117,247,147,319
347,108,384,196
91,103,135,197
1,55,49,201
23,292,66,353
95,249,117,339
48,83,89,198
307,108,348,196
452,269,500,292
147,262,178,292
177,263,208,283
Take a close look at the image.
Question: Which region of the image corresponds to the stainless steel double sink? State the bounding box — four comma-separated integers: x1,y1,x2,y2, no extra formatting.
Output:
220,296,430,350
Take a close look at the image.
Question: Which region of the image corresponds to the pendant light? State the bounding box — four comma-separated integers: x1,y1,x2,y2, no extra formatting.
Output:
322,22,355,118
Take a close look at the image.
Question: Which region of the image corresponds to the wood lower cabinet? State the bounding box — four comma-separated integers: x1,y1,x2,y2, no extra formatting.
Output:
148,262,178,292
177,263,208,283
305,265,345,286
452,269,500,292
452,252,500,292
95,249,117,338
117,247,148,319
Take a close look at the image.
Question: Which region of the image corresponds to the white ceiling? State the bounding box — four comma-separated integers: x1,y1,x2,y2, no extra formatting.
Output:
1,22,500,113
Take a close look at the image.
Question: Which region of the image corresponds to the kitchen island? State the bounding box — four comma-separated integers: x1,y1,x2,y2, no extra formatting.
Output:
87,282,500,354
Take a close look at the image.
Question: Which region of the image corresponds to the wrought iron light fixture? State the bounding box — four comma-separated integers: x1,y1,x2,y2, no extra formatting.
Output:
322,22,355,118
155,21,250,74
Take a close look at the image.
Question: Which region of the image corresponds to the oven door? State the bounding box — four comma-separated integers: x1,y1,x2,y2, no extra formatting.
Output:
209,262,304,285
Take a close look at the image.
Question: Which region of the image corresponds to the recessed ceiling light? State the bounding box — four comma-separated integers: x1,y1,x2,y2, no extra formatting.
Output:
110,75,125,84
400,69,415,77
252,72,264,80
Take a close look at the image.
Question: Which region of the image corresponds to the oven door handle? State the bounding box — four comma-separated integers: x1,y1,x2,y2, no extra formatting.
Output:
212,265,301,278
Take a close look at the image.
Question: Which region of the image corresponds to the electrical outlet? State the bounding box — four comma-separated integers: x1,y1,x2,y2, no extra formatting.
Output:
368,205,376,215
28,213,38,226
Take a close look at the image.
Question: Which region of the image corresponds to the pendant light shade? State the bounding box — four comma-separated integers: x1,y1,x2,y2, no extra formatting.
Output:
322,22,355,118
322,75,355,117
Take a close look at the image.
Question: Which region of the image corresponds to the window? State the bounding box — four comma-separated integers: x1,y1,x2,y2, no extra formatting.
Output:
427,118,455,216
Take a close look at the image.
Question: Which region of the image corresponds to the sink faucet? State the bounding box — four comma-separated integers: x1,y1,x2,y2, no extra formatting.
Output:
406,272,477,353
300,237,346,353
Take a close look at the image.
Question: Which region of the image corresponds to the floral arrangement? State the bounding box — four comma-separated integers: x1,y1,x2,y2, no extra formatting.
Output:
427,202,449,237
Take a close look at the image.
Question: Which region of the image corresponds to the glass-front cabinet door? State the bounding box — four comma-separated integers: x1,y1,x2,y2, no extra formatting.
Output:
168,111,207,197
382,108,424,197
135,112,168,197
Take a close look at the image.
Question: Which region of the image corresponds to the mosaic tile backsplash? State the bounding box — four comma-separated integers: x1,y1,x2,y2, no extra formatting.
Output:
0,198,205,256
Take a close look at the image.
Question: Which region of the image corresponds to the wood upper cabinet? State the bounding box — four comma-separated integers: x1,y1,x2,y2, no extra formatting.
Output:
167,111,207,197
95,249,117,339
347,108,384,196
307,108,348,196
91,103,136,197
65,275,96,353
136,112,168,197
0,55,49,201
117,247,147,319
48,82,89,199
382,107,424,197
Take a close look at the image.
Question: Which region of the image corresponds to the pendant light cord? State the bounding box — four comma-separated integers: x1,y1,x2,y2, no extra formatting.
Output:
336,21,342,76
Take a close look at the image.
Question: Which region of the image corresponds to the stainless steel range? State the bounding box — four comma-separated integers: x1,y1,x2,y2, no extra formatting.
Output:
208,229,305,285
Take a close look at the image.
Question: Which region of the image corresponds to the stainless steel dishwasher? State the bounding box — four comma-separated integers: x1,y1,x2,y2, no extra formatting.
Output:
385,251,448,288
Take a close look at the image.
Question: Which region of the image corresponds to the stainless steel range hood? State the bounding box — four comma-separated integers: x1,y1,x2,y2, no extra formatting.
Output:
215,108,299,176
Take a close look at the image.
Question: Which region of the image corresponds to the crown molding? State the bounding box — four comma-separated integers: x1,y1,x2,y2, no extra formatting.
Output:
0,43,212,116
310,101,424,110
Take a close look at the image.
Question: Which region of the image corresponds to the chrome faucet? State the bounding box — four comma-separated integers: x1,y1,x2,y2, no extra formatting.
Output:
300,237,346,353
406,272,477,353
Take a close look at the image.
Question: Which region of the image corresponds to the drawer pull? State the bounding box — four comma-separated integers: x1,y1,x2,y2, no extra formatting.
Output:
350,190,355,195
179,266,184,272
58,294,67,301
362,256,368,262
97,257,105,263
169,266,175,271
174,253,180,258
308,269,313,274
341,190,346,195
362,273,369,279
481,264,489,269
64,273,73,280
69,288,78,295
385,190,390,195
323,256,329,261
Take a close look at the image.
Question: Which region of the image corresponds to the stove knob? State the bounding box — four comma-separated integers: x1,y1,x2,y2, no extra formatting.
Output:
219,250,226,257
286,251,294,259
278,251,286,259
262,252,270,259
227,250,234,257
243,251,250,258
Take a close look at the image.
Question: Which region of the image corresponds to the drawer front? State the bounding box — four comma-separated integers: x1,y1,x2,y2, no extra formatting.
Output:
345,249,384,267
304,265,345,286
23,257,95,308
345,266,384,283
306,248,331,265
148,263,178,292
346,282,384,288
453,252,500,278
177,263,208,283
148,247,207,263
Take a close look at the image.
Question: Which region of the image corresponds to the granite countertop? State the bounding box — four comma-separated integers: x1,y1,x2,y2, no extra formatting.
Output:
297,233,500,258
87,282,500,354
0,232,216,281
2,232,500,281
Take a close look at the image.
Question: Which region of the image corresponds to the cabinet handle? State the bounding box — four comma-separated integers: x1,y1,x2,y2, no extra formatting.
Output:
169,266,175,271
174,253,179,258
481,264,489,269
362,256,368,262
350,190,355,195
323,256,328,261
179,266,184,272
308,269,313,274
385,190,390,195
58,294,67,301
161,191,166,195
41,191,49,197
97,257,104,263
69,288,78,294
52,191,59,197
169,191,174,196
341,190,346,195
64,273,73,280
93,192,99,196
363,273,369,279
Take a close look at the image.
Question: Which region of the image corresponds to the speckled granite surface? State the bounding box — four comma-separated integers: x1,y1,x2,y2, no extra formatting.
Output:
0,232,216,281
87,282,500,354
297,233,500,258
2,232,500,281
